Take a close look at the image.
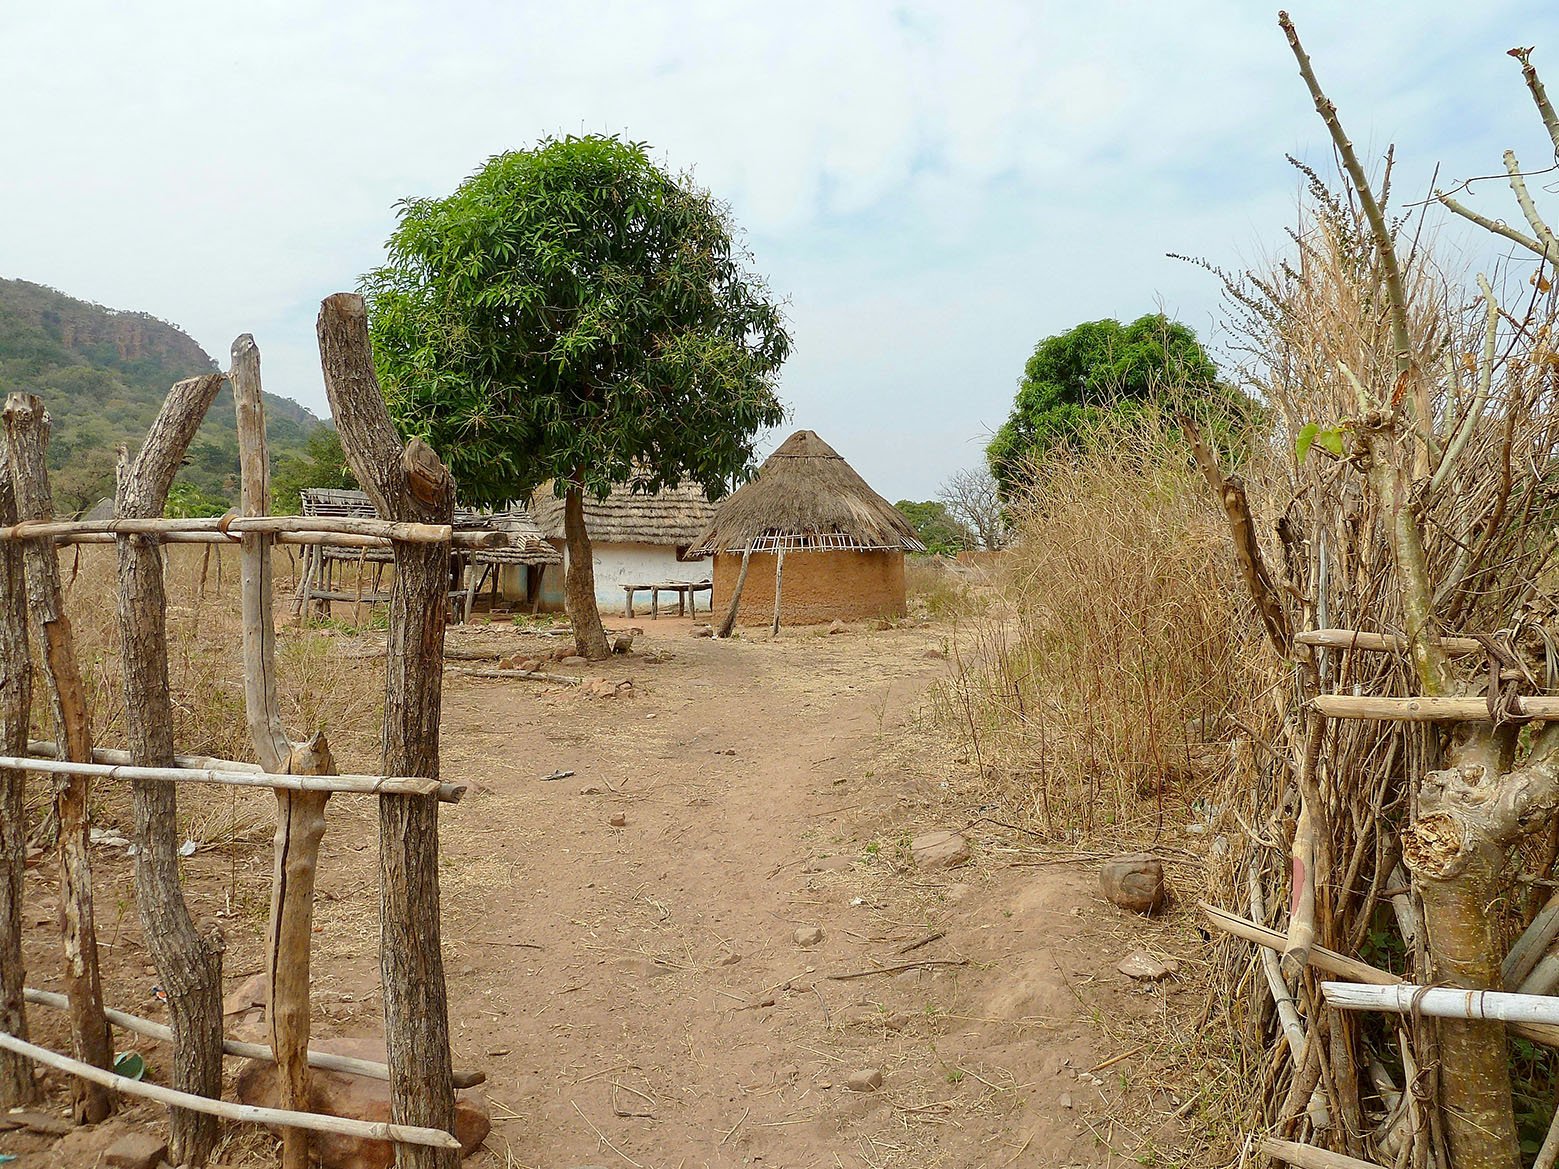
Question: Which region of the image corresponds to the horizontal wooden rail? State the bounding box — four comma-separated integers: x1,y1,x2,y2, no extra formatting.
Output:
0,514,503,547
23,988,485,1089
1323,980,1559,1025
46,529,503,550
0,1030,460,1150
1313,695,1559,722
1296,628,1484,655
0,754,465,803
28,739,261,774
1199,902,1559,1047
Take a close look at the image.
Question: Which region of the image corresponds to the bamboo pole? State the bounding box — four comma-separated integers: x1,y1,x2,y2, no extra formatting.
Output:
1313,694,1559,722
1322,981,1559,1025
3,393,113,1124
114,371,228,1164
1505,890,1559,987
1250,872,1329,1130
1295,628,1484,655
0,1030,459,1150
1261,1137,1389,1169
22,988,485,1088
0,755,464,802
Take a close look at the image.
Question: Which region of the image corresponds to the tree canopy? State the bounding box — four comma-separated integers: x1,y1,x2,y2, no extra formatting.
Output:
894,499,971,557
986,314,1221,493
361,134,791,510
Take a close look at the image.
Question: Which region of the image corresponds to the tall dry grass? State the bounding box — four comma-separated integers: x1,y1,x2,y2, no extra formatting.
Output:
934,410,1273,840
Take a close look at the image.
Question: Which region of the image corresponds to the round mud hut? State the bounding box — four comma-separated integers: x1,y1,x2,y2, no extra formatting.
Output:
690,430,926,626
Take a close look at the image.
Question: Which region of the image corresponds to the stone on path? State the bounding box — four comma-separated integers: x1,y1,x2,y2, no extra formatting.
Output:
236,1037,490,1169
845,1068,883,1092
104,1131,168,1169
559,655,588,666
911,830,971,870
1117,949,1179,982
608,812,627,828
794,925,824,947
1099,853,1168,915
827,619,848,635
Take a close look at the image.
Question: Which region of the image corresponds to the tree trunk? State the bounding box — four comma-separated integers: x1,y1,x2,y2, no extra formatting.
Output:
3,393,113,1125
562,482,609,660
0,437,33,1106
716,541,755,639
114,373,228,1164
317,293,457,1169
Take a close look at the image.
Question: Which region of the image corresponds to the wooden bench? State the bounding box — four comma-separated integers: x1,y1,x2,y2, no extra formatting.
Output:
623,580,713,618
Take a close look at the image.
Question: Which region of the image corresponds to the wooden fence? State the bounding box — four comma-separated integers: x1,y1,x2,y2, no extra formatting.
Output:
0,293,474,1168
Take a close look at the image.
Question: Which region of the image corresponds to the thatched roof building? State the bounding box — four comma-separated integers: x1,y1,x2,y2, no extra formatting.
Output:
527,481,716,550
691,430,923,625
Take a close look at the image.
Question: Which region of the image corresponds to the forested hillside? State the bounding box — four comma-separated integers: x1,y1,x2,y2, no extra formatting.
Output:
0,277,323,514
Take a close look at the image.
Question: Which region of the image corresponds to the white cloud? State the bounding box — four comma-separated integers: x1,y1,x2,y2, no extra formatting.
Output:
2,0,1555,496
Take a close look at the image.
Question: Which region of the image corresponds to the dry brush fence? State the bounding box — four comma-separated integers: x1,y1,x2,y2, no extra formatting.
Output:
0,293,482,1168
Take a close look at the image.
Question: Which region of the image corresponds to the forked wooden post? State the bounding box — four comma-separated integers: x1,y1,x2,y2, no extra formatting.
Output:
231,335,337,1169
0,437,33,1106
113,372,228,1164
2,393,114,1123
317,293,458,1169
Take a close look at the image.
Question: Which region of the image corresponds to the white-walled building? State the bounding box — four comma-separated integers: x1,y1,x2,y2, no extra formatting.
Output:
525,483,717,616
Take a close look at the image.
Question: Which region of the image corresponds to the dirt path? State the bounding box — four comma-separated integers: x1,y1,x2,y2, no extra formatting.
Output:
414,620,1185,1168
1,616,1195,1169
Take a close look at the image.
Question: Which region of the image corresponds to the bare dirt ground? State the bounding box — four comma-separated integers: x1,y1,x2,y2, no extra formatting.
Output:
2,614,1201,1169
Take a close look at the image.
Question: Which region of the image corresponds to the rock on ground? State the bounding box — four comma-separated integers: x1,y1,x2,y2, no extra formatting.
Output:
1117,949,1179,981
911,830,971,870
235,1036,491,1169
845,1068,883,1092
104,1131,168,1169
794,925,824,947
1099,853,1167,915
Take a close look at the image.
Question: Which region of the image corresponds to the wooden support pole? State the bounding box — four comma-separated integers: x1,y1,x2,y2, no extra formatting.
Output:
232,334,334,1169
0,514,496,546
318,292,457,1169
771,546,785,637
114,371,227,1164
716,541,755,639
0,755,462,802
1295,628,1484,655
2,392,113,1123
1322,980,1559,1025
41,529,502,550
0,424,32,1106
0,1030,460,1150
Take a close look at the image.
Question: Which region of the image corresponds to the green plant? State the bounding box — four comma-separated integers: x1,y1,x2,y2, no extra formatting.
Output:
361,133,791,660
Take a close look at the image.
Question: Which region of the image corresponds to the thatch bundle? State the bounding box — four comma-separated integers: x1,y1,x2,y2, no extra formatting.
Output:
691,430,925,554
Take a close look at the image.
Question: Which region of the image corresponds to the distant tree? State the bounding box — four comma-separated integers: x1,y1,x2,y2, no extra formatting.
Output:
894,499,971,557
938,466,1006,550
49,444,119,517
271,426,354,514
362,134,791,658
164,478,229,518
987,314,1222,494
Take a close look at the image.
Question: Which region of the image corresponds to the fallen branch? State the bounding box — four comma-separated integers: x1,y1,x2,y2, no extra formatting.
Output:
824,958,969,981
1295,628,1483,655
1261,1136,1389,1169
0,1029,459,1149
449,667,583,686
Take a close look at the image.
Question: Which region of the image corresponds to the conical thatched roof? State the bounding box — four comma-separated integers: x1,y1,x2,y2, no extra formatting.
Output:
690,431,926,555
528,481,716,547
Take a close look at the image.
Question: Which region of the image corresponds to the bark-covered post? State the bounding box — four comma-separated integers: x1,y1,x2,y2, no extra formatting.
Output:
716,540,755,639
3,393,113,1124
316,293,457,1169
562,480,610,659
231,336,336,1169
0,438,34,1106
114,372,229,1164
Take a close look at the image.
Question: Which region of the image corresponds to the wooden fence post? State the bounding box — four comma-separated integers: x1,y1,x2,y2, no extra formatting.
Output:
716,540,755,638
316,293,457,1169
231,336,337,1169
0,437,34,1106
2,393,113,1124
113,372,228,1164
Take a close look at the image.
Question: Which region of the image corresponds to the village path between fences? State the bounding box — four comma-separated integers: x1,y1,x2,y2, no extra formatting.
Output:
10,615,1190,1169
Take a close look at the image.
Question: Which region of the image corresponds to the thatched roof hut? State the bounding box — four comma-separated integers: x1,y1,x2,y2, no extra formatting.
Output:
690,430,925,555
527,481,716,549
691,430,923,626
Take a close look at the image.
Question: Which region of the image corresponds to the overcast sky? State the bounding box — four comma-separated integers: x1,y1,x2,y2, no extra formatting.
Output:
5,2,1558,499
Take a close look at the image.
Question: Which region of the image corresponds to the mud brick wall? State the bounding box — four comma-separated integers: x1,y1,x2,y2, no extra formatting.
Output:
712,549,906,625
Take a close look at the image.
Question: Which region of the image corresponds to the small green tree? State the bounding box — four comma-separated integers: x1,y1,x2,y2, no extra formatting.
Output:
270,426,354,514
894,500,971,557
362,134,790,658
987,314,1221,494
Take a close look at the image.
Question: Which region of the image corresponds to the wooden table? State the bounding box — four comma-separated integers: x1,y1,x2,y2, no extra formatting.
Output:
623,580,713,618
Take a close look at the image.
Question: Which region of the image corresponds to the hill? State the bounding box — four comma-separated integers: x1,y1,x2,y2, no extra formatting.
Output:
0,277,322,514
